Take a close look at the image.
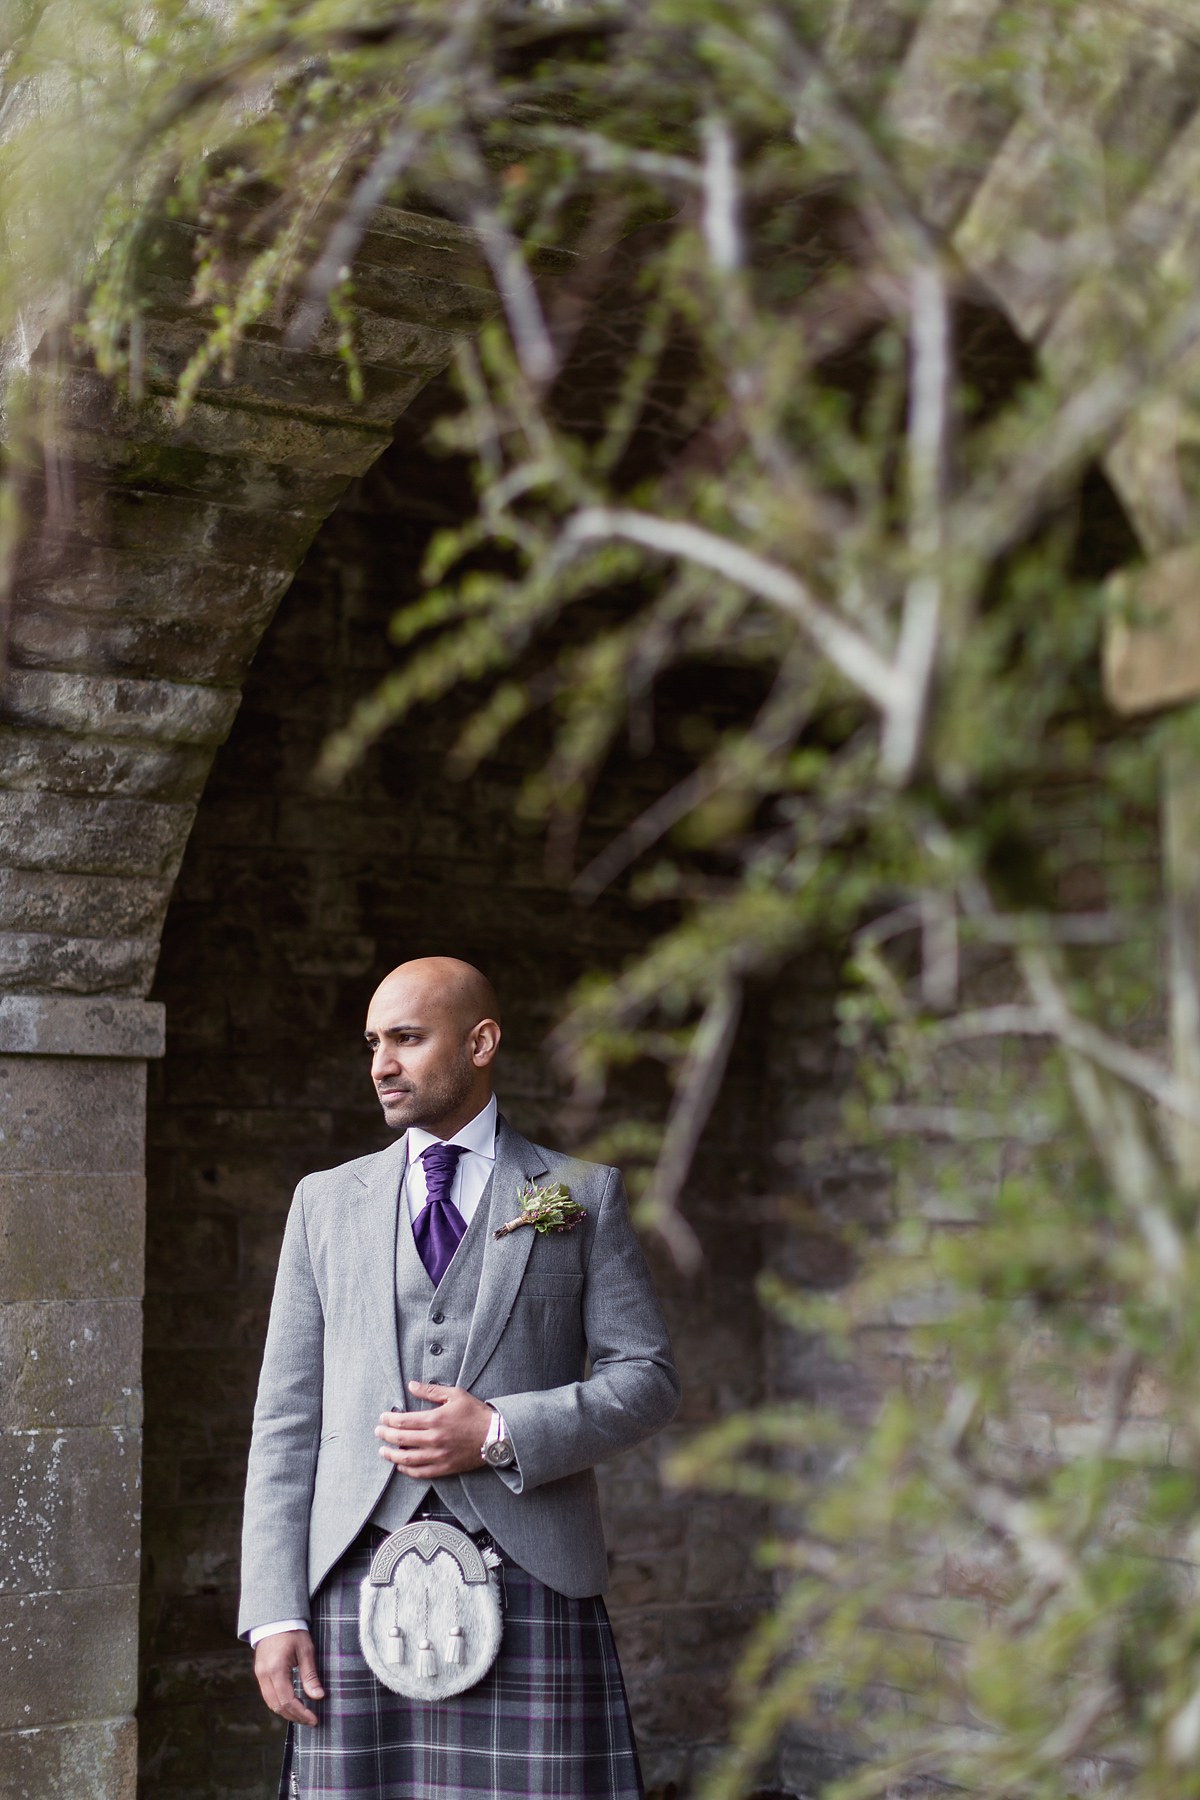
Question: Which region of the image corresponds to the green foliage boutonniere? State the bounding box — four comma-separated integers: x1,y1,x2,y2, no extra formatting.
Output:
493,1181,588,1239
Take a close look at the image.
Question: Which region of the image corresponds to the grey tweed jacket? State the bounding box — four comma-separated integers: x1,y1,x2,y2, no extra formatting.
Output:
238,1118,680,1635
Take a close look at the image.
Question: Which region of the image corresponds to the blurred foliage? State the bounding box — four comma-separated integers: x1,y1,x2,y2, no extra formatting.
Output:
9,0,1200,1793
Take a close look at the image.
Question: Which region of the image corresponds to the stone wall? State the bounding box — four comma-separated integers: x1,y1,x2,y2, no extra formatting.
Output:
136,412,796,1800
0,998,161,1800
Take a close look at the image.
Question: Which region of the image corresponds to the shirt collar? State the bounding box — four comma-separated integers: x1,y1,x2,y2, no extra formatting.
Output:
407,1093,498,1165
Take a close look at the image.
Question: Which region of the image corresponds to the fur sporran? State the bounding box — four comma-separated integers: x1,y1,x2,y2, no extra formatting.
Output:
358,1519,504,1700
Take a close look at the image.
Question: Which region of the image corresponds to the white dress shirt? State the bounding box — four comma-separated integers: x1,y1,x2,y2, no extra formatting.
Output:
403,1093,497,1227
249,1098,502,1647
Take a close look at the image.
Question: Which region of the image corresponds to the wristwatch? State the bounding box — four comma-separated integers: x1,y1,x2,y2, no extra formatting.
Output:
481,1406,516,1469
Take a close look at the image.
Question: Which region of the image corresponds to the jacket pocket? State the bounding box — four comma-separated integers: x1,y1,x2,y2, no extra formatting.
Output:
519,1273,584,1298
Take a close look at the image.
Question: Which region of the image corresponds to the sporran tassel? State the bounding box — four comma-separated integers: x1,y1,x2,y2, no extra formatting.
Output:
417,1590,436,1678
445,1625,465,1665
385,1587,404,1664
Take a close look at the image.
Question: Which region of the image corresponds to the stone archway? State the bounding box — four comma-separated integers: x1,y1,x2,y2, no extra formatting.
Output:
134,413,786,1798
0,208,505,1799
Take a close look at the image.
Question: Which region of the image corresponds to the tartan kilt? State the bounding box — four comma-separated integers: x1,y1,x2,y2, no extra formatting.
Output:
280,1520,645,1800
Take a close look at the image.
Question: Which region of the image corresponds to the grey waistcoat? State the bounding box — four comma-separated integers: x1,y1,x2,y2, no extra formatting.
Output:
370,1168,496,1534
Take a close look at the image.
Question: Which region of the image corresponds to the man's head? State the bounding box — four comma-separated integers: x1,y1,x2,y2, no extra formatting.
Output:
364,957,501,1137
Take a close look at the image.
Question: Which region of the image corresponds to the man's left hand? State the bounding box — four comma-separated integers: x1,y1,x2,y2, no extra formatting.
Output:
376,1382,492,1476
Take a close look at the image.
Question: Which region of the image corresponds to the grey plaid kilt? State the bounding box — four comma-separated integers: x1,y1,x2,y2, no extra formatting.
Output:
280,1519,644,1800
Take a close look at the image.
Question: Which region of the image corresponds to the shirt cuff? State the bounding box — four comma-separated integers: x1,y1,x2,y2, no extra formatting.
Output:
248,1618,309,1648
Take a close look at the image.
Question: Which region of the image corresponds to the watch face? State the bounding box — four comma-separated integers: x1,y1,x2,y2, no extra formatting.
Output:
484,1439,516,1468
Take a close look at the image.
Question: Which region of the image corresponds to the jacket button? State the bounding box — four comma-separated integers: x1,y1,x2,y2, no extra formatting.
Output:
429,1343,443,1356
431,1312,445,1324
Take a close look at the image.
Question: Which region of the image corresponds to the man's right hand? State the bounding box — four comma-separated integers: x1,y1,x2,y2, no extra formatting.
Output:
253,1629,325,1727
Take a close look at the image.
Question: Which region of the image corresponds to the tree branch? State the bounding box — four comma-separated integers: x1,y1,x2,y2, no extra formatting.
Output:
880,260,950,784
930,1004,1200,1129
638,977,743,1271
564,508,906,712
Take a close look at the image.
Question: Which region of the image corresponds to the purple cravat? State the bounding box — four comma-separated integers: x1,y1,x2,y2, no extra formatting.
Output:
412,1142,466,1288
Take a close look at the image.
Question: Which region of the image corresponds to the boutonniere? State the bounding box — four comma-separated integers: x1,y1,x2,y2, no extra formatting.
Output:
494,1181,588,1238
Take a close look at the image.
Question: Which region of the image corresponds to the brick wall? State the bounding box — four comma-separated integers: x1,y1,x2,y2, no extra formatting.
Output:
137,411,805,1800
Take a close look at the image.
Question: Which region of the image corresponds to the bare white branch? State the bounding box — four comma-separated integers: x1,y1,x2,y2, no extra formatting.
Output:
534,126,701,187
881,261,950,784
564,508,907,713
469,203,558,387
930,1005,1200,1129
640,977,743,1272
701,116,741,273
285,120,427,349
871,1104,1055,1142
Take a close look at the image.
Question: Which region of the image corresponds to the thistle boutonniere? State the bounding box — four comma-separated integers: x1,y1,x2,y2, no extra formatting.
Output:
494,1181,588,1238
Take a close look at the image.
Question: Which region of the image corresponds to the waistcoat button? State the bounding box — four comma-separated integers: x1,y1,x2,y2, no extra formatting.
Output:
429,1343,443,1355
431,1312,445,1324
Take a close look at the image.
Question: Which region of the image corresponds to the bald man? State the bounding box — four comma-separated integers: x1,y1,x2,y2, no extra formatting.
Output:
239,957,680,1800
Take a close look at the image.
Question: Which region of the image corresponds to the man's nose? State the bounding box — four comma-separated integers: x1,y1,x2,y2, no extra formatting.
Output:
372,1042,401,1080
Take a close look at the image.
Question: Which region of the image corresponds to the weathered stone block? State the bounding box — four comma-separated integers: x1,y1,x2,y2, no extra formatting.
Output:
141,320,429,425
139,276,462,378
0,933,160,996
357,205,498,287
0,1298,142,1430
0,1172,144,1302
0,1427,140,1595
0,1055,145,1167
0,1714,137,1800
62,435,363,513
63,480,330,562
0,1581,138,1728
14,540,286,632
31,365,391,475
0,668,240,747
0,869,172,941
0,996,163,1058
0,793,194,880
9,605,283,690
0,727,211,802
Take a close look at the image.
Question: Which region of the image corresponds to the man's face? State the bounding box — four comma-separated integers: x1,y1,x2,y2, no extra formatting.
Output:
363,976,481,1133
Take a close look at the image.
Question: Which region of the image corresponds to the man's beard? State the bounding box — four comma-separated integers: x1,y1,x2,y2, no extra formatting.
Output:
377,1053,476,1131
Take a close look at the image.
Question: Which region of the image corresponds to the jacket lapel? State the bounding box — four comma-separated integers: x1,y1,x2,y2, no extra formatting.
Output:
350,1133,409,1402
457,1117,548,1392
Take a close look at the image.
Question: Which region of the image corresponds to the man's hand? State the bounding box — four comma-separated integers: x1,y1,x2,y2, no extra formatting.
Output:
376,1381,492,1477
254,1629,324,1727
